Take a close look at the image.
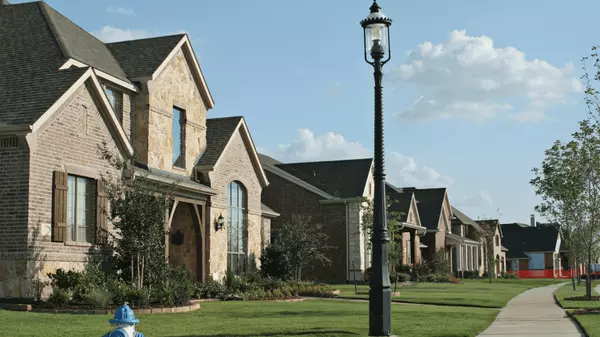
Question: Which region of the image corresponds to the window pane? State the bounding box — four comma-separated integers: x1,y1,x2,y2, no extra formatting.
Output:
67,176,76,241
172,108,181,166
232,183,238,207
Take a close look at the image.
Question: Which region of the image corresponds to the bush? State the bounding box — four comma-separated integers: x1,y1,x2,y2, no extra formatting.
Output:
409,263,430,282
47,287,71,307
81,288,111,308
462,271,481,279
168,266,195,306
426,274,461,284
390,273,410,283
260,245,293,280
194,280,227,299
47,269,81,291
500,272,519,279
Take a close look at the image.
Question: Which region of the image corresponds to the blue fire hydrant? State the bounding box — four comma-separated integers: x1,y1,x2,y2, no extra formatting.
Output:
102,303,145,337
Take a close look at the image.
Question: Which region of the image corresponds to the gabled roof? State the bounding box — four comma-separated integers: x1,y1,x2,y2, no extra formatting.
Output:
403,187,448,230
106,34,185,79
275,158,373,199
451,206,480,230
261,203,280,218
385,183,413,223
501,222,560,255
197,116,268,187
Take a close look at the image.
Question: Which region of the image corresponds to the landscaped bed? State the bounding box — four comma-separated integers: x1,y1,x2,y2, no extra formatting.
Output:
554,281,600,309
0,299,499,337
335,278,565,308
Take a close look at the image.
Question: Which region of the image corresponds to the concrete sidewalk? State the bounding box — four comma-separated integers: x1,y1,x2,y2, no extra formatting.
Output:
478,283,584,337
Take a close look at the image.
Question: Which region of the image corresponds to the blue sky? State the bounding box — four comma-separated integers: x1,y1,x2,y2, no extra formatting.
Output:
28,0,600,223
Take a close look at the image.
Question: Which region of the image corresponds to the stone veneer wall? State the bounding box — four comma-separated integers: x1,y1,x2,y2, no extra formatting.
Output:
21,83,122,298
0,136,30,298
347,201,366,282
142,48,207,176
207,130,263,281
169,203,200,278
261,217,271,251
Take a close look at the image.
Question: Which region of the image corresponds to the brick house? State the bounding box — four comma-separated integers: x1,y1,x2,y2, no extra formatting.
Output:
259,154,427,283
476,219,508,276
0,1,274,298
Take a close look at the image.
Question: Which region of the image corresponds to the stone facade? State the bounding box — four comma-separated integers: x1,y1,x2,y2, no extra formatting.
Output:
207,129,264,281
140,49,207,176
0,83,124,298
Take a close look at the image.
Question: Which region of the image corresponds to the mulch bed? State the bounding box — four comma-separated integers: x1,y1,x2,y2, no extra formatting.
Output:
571,309,600,315
565,296,600,301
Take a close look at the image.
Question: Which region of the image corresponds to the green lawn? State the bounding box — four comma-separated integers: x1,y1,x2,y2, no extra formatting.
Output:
0,300,498,337
571,314,600,337
336,278,565,308
554,281,600,309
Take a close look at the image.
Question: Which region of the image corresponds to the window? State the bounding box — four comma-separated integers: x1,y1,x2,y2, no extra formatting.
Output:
495,235,500,247
105,87,123,121
227,181,247,275
66,175,96,243
172,107,186,168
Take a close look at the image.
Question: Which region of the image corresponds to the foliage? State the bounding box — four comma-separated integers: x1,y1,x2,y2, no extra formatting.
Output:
267,214,333,281
80,289,112,308
426,248,451,275
426,274,461,284
47,287,70,308
474,219,498,284
498,272,519,279
97,143,175,290
360,196,405,276
260,244,294,280
462,271,481,279
530,117,600,299
47,269,81,291
390,273,410,283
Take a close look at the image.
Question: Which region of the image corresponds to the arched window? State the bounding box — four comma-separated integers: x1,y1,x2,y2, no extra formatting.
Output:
495,235,499,247
227,181,247,275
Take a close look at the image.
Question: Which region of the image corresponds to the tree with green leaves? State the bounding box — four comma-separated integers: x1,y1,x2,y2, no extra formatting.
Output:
476,219,498,284
97,143,176,290
267,214,333,281
531,119,600,299
360,196,405,285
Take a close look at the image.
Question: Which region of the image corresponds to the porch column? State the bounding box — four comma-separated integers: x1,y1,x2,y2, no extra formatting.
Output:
455,246,461,272
164,200,180,262
410,231,416,264
413,232,420,264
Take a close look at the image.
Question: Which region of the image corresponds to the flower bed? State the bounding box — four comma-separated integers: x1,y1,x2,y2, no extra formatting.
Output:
29,303,201,315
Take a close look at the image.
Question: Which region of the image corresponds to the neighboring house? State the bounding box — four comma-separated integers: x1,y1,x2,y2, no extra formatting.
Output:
448,206,483,275
385,184,427,266
0,1,274,298
476,219,508,276
501,222,563,277
259,154,374,283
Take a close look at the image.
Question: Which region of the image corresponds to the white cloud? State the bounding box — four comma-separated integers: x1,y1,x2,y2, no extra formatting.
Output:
95,26,150,43
106,6,135,16
393,30,582,122
94,26,187,43
263,129,452,188
455,191,494,208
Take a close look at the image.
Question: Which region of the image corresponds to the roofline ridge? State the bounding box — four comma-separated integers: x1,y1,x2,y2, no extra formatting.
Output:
278,157,374,166
105,33,187,45
207,115,244,121
38,1,67,60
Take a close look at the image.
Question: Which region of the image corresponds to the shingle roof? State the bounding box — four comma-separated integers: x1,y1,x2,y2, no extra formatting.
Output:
275,158,373,198
403,187,447,230
261,203,279,217
501,223,560,256
451,206,480,229
106,34,185,79
196,117,243,167
37,2,129,82
385,183,413,223
0,2,91,126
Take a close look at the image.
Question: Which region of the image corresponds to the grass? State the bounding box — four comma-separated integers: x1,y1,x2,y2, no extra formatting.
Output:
0,300,499,337
335,278,565,308
554,280,600,309
571,314,600,337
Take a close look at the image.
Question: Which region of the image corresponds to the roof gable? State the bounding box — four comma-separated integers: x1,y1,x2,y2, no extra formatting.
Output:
405,187,448,230
197,117,268,187
500,223,560,254
451,206,480,229
39,2,129,82
276,158,373,199
386,183,413,222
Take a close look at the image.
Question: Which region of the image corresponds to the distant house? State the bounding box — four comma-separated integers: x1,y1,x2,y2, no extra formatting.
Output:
476,219,508,276
501,221,563,277
448,206,484,275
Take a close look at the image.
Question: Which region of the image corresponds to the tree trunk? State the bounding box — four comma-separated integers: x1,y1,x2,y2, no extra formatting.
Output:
571,263,576,291
586,250,592,300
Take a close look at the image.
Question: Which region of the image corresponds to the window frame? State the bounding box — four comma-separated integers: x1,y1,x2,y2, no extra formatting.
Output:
227,181,247,275
66,174,96,244
104,86,124,123
172,106,186,169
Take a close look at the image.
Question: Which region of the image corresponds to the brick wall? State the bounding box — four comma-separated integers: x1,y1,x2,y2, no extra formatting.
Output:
27,83,124,292
261,171,347,283
207,129,263,280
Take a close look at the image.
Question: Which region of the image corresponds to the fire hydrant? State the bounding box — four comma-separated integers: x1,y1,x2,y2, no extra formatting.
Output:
102,303,145,337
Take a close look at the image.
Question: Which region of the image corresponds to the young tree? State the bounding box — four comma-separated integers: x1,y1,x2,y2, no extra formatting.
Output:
269,214,333,281
360,196,405,285
97,143,176,290
476,219,498,284
531,120,600,299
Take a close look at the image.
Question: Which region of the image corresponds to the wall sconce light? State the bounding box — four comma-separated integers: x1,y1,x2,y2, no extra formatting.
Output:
215,214,225,231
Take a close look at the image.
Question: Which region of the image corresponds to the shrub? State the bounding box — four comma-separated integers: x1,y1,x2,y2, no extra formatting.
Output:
409,263,430,282
426,274,460,284
169,266,195,306
500,272,519,279
462,271,481,279
81,288,111,308
392,273,410,283
260,245,293,280
194,280,227,299
31,279,49,302
47,287,71,307
47,269,81,291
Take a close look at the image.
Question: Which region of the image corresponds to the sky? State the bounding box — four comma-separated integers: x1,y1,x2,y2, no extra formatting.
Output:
22,0,600,223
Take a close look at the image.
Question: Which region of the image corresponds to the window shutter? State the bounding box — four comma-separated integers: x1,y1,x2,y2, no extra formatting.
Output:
52,171,68,242
96,179,108,245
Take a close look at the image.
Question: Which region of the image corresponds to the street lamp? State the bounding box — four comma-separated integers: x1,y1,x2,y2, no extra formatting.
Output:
360,1,393,336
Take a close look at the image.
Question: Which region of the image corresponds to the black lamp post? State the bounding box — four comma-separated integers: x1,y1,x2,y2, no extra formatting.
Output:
360,1,393,336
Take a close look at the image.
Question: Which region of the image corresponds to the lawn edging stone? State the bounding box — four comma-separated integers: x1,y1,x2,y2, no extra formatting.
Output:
26,303,201,315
